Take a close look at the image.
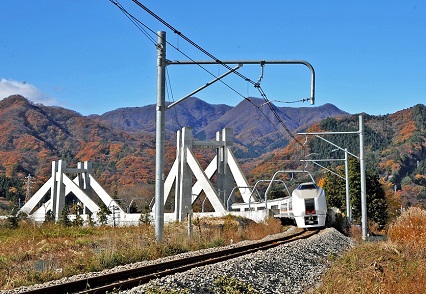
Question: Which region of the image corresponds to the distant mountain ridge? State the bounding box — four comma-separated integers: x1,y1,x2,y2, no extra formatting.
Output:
94,97,348,156
93,97,233,134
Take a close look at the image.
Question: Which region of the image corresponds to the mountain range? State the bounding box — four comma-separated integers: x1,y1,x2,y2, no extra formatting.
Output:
0,94,345,188
92,97,347,157
0,94,424,209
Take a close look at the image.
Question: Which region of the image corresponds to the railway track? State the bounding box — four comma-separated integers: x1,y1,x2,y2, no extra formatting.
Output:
25,228,321,294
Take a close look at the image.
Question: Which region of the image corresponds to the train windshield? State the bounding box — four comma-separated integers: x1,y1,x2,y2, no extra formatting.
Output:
297,183,317,190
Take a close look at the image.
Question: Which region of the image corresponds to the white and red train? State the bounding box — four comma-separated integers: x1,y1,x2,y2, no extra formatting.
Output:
231,170,327,228
274,181,327,228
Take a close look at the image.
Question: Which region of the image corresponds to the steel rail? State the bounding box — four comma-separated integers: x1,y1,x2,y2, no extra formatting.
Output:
24,229,321,294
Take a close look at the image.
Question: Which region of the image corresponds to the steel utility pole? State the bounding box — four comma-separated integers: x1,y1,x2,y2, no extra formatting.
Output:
344,148,351,222
155,31,166,242
359,115,367,239
298,115,366,240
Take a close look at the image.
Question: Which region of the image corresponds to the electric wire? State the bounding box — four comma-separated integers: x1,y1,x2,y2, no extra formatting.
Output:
130,0,310,104
113,0,184,138
256,87,302,146
130,0,259,87
129,0,305,147
110,0,250,134
110,0,156,45
165,67,183,132
109,0,246,100
110,0,304,147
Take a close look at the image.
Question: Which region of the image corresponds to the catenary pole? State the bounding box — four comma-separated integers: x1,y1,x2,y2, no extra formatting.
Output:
359,115,367,240
345,148,351,223
155,31,166,242
154,37,316,240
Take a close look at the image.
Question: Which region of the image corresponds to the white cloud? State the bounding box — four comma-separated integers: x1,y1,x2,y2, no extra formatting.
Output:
0,78,59,106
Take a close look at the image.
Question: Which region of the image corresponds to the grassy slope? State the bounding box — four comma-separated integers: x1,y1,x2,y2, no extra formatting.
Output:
315,207,426,294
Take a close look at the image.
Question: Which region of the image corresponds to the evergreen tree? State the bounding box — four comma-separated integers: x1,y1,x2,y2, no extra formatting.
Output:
72,214,84,227
269,186,287,200
0,174,24,201
70,202,84,227
60,205,72,227
6,208,28,228
322,166,346,211
128,201,138,213
365,172,388,227
6,207,20,228
97,202,111,225
323,157,388,228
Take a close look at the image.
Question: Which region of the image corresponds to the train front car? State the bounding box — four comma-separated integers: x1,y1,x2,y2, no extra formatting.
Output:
291,182,327,228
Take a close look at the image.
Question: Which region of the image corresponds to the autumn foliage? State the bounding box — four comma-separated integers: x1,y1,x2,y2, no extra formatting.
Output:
0,95,425,214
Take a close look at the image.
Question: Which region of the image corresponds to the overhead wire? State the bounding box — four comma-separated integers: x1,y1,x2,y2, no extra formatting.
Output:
111,0,183,136
165,67,183,132
256,87,302,146
130,0,260,87
109,0,156,45
128,0,305,147
110,0,246,100
261,98,312,104
110,0,305,147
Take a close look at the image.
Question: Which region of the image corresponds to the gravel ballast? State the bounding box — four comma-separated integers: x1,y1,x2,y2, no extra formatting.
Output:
127,228,353,293
1,227,353,294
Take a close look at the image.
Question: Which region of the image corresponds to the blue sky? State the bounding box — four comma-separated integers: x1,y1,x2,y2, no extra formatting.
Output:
1,1,425,116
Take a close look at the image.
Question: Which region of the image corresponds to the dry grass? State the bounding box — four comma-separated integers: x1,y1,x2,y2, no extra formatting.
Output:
315,207,426,294
0,216,283,290
387,207,426,257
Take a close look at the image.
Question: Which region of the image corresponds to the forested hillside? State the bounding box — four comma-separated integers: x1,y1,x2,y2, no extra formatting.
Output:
0,95,345,204
0,94,424,213
0,95,161,201
249,104,426,210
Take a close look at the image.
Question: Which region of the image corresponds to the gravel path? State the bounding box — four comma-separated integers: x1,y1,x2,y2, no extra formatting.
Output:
1,227,353,294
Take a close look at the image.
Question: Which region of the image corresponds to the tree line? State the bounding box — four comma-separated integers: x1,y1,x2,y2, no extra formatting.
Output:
0,174,24,203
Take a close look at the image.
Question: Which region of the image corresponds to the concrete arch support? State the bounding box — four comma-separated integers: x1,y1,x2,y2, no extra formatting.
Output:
162,127,251,222
19,160,122,224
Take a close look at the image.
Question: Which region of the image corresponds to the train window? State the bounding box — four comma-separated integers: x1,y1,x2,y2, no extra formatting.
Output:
297,183,317,190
